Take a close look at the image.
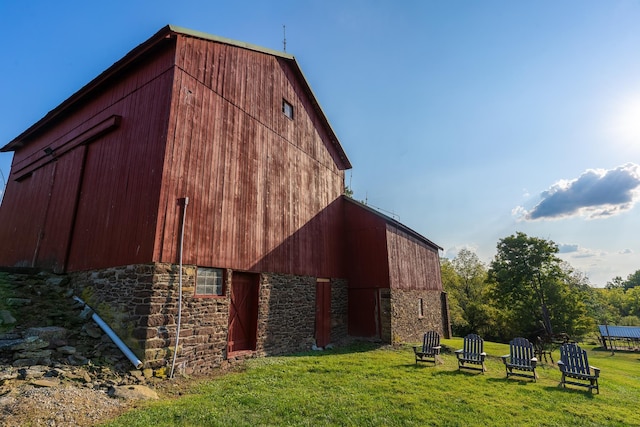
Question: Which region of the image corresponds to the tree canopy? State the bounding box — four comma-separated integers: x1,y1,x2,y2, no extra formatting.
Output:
442,233,635,343
487,232,592,339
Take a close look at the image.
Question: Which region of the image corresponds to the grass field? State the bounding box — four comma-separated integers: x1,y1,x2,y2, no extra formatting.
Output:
104,338,640,426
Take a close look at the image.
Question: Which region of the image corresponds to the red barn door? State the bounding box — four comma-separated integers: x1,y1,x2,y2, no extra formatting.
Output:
348,288,380,338
228,272,259,354
315,279,331,348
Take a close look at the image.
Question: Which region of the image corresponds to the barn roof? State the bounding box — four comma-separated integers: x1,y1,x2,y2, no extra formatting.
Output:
343,196,443,251
1,25,352,170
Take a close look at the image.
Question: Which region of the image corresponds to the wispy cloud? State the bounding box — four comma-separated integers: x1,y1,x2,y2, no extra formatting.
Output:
516,163,640,220
558,244,579,253
558,243,604,259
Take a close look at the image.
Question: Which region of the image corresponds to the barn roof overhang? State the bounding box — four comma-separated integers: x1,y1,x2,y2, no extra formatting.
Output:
2,25,353,170
343,195,443,251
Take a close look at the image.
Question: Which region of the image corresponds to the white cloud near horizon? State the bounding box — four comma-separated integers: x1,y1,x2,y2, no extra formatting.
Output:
516,163,640,221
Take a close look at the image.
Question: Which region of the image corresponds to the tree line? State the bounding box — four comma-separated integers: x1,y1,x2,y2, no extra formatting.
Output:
441,231,640,343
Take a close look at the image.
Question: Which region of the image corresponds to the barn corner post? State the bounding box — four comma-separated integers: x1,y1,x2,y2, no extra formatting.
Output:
170,196,189,378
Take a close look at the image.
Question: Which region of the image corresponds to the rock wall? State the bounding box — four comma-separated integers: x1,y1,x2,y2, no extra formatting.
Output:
256,275,348,355
389,289,446,344
256,274,316,355
330,278,349,344
70,264,349,375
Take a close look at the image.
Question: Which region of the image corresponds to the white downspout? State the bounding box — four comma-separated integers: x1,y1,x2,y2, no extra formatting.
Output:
170,196,189,378
72,296,143,369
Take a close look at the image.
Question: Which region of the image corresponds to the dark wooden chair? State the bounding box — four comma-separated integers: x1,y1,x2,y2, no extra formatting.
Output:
455,334,486,373
534,336,554,364
413,331,441,364
558,343,600,394
501,337,537,381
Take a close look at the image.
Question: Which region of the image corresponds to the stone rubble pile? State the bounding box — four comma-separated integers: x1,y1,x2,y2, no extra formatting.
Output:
0,271,160,400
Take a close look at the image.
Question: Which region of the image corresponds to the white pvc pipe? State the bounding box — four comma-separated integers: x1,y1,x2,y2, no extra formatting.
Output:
170,196,189,378
73,296,143,369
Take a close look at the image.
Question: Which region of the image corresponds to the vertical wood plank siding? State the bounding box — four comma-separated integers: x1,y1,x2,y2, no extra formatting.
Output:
0,42,176,271
343,198,443,292
156,35,345,277
386,225,443,291
343,200,391,289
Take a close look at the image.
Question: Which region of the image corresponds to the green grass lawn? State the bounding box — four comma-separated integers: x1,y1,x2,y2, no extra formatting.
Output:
104,339,640,427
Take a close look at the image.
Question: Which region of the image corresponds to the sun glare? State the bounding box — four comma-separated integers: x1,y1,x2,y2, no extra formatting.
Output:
608,95,640,152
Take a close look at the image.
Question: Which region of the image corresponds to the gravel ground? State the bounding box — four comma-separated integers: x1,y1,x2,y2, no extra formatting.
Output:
0,382,132,426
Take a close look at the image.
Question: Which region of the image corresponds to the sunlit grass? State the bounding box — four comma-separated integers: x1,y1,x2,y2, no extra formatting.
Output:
104,340,640,426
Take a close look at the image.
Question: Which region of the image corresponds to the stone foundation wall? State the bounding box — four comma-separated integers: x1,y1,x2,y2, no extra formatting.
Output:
70,263,231,375
379,289,392,343
70,264,157,361
256,274,316,355
389,289,445,344
71,264,349,374
330,278,348,344
256,275,348,355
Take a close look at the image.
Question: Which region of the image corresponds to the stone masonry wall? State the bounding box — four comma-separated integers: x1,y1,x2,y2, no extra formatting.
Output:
71,264,349,374
256,275,349,355
389,289,445,344
70,264,156,362
70,263,231,375
256,274,316,355
330,278,348,344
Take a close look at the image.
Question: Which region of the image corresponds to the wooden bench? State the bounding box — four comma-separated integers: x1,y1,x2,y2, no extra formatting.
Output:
501,337,537,381
455,334,486,373
558,343,600,394
413,331,441,365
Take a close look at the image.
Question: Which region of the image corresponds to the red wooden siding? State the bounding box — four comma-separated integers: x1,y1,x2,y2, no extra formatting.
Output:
0,29,350,276
386,225,443,291
343,197,443,291
343,198,391,289
65,51,176,270
0,41,176,271
155,35,346,278
348,288,380,338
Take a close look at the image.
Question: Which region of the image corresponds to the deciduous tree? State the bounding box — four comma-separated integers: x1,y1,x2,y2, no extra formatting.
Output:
488,232,590,339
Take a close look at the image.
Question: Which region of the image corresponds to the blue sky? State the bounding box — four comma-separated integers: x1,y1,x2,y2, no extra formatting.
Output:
1,1,639,286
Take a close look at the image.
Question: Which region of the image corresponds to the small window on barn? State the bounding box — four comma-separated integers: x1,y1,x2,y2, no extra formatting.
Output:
282,99,294,119
196,267,225,297
418,298,424,318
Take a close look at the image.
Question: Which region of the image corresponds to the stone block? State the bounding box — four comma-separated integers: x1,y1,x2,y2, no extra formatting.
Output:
0,309,16,325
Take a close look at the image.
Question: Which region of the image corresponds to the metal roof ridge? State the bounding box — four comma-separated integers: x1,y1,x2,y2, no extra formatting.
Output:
343,196,443,250
167,24,295,60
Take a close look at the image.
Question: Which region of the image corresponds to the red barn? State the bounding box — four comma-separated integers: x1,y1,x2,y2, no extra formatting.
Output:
0,26,449,373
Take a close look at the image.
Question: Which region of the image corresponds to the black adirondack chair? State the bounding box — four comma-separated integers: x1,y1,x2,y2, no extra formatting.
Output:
501,337,537,381
455,334,486,373
558,343,600,394
413,331,441,364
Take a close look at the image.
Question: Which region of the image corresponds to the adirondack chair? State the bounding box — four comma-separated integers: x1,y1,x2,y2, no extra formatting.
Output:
534,336,554,364
501,337,537,381
413,331,441,364
558,343,600,394
455,334,486,373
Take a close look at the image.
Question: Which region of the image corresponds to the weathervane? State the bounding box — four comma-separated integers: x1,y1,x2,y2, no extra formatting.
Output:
283,25,287,52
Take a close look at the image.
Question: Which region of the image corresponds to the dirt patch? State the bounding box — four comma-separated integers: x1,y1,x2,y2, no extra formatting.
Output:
0,382,132,426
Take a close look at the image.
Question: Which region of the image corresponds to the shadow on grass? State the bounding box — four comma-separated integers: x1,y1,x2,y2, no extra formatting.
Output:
541,384,597,399
430,369,487,377
485,376,537,386
275,340,386,359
